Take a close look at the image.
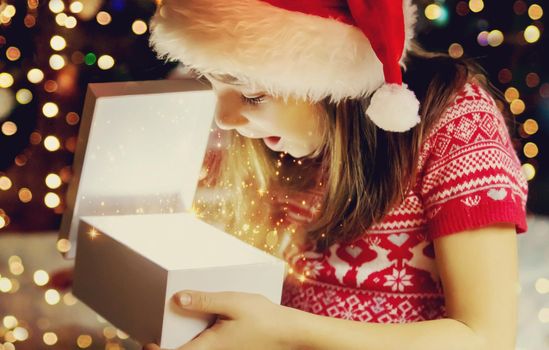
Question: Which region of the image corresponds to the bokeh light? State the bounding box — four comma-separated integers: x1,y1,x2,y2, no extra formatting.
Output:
98,55,115,70
27,68,44,83
50,35,67,51
42,102,59,118
528,4,543,20
49,54,66,70
44,135,61,151
45,173,62,189
96,11,112,25
16,89,33,104
0,72,14,88
44,192,61,208
524,25,541,43
132,20,147,35
2,121,17,136
18,188,32,203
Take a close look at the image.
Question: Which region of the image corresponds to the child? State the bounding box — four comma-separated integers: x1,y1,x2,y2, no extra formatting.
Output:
145,0,529,349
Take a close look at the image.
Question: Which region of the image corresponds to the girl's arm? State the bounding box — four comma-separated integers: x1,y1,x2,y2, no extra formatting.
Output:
281,223,518,350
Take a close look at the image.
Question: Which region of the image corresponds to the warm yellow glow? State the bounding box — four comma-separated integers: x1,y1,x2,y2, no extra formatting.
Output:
132,19,148,35
43,102,59,118
70,1,84,13
528,4,543,20
116,329,129,339
523,119,539,135
2,121,17,136
18,188,32,203
57,238,72,253
539,308,549,323
2,5,16,18
524,25,541,43
504,87,519,102
88,228,100,239
27,68,44,83
98,55,115,70
448,43,464,58
48,0,65,13
43,331,58,345
6,46,21,61
96,11,112,25
45,289,61,305
49,54,66,70
44,135,61,151
523,142,538,158
521,163,535,181
0,216,6,229
65,16,77,28
44,192,61,208
424,4,442,20
55,12,67,26
77,334,93,348
13,327,29,341
34,270,50,286
0,176,12,191
16,88,33,104
487,30,504,47
510,99,525,115
535,278,549,294
45,173,62,189
50,35,67,51
469,0,484,12
3,315,18,329
103,326,117,339
8,260,24,275
0,72,14,88
0,277,13,292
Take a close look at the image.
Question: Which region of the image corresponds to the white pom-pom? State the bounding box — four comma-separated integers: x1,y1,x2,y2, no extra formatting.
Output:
365,83,421,132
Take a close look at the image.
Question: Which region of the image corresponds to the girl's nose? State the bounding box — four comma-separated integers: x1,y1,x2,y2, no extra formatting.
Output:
213,93,248,131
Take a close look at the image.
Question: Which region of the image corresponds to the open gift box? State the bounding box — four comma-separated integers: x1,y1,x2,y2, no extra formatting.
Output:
58,79,287,349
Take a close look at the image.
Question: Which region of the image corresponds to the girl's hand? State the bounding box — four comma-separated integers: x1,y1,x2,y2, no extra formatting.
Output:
143,290,293,350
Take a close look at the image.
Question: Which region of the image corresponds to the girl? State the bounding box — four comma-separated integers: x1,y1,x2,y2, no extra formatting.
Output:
145,0,529,349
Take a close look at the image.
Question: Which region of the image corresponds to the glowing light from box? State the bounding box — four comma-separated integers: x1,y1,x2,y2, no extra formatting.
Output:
132,19,147,35
50,35,66,51
2,121,17,136
70,1,84,13
77,334,93,348
88,228,99,239
27,68,44,83
0,72,14,88
524,25,540,43
96,11,112,25
63,291,78,305
43,332,58,345
34,270,50,286
0,176,12,191
44,192,61,208
45,289,61,305
43,102,59,118
3,315,18,328
18,188,32,203
98,55,115,70
44,135,61,151
49,0,65,13
16,89,33,104
49,54,66,70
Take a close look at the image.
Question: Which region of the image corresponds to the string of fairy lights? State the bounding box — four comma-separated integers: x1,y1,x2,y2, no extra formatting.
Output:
0,0,547,349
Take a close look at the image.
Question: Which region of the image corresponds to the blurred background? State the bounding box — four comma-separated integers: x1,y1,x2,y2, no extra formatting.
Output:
0,0,547,349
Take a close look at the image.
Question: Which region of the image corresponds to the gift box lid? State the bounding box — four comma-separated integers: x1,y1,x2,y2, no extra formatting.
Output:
59,79,216,259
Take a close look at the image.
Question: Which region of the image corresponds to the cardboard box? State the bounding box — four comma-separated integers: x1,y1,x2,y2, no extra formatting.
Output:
59,79,286,349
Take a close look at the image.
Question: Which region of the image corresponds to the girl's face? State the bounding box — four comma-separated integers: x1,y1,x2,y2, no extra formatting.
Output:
205,73,325,158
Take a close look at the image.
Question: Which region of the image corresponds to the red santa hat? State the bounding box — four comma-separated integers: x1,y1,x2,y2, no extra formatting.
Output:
149,0,421,132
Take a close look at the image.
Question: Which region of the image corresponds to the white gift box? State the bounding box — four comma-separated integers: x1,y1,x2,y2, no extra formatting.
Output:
59,79,287,349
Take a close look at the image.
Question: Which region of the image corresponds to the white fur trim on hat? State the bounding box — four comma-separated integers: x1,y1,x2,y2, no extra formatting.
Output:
149,0,419,103
366,83,421,132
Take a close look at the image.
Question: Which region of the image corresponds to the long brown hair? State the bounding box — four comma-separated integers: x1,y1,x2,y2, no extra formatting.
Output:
192,40,520,254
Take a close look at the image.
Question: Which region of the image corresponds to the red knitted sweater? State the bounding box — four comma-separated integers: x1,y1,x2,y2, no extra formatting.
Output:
277,82,529,323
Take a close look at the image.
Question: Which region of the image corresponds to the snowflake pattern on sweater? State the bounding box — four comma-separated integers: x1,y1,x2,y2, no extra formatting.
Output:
278,82,529,323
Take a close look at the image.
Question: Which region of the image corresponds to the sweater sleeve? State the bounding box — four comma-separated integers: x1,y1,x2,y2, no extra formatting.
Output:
419,82,529,240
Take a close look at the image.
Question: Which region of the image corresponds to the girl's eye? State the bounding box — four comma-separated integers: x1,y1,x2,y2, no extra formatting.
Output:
241,94,265,105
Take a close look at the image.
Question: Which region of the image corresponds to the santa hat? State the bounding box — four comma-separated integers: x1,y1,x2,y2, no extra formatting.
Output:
149,0,421,132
